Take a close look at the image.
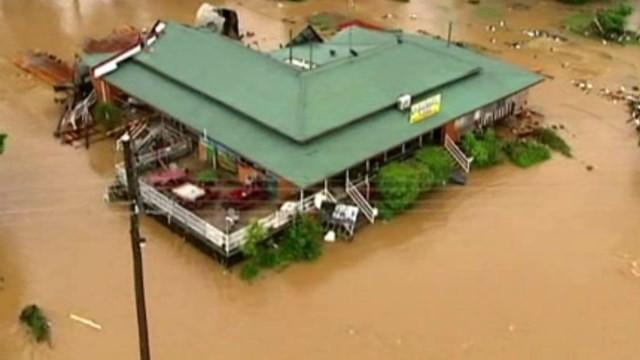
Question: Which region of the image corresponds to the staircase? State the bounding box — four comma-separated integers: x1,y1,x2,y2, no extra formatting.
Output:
346,179,377,223
444,134,473,173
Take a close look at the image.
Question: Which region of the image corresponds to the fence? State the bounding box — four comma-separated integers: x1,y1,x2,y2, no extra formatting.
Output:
115,163,331,256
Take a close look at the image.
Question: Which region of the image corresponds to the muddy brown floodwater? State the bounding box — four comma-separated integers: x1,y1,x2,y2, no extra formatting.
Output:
1,0,640,359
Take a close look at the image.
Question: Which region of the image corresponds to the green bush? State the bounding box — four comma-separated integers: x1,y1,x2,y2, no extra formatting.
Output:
240,220,268,258
375,162,429,219
504,139,551,168
461,129,504,168
92,102,123,131
279,215,324,262
0,133,6,154
414,146,455,186
533,128,572,157
239,215,324,281
240,261,261,281
19,305,50,343
596,2,634,39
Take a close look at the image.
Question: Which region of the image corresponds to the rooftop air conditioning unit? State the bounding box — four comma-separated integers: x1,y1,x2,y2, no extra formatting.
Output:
397,94,412,111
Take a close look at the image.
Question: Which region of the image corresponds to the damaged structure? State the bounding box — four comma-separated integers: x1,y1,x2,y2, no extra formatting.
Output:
85,20,543,261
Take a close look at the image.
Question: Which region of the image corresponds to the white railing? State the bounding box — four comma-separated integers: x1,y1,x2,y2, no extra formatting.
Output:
115,164,227,247
444,134,473,173
136,141,191,168
226,189,332,253
139,182,227,247
115,166,333,256
346,179,377,223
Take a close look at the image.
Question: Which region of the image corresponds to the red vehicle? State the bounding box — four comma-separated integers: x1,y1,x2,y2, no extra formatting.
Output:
221,183,269,210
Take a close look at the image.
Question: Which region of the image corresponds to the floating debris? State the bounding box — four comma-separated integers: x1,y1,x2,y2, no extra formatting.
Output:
571,79,594,94
70,313,102,330
12,50,73,86
83,26,140,54
522,29,567,43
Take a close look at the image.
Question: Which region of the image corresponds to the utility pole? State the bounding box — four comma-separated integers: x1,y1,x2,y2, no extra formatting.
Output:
121,133,151,360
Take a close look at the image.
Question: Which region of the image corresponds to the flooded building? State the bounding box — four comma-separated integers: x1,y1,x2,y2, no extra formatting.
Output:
85,20,542,261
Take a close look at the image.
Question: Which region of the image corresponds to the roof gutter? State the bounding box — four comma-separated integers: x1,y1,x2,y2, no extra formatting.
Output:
91,20,167,79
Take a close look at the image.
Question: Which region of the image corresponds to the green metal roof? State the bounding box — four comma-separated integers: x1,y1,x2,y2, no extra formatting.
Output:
99,23,543,188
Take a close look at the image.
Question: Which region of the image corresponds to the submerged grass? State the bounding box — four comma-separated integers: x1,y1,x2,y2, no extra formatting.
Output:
533,128,572,157
564,11,594,33
473,5,505,20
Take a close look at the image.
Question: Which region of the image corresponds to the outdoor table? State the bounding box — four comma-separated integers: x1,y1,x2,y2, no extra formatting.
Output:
172,182,206,202
331,204,359,224
145,168,187,187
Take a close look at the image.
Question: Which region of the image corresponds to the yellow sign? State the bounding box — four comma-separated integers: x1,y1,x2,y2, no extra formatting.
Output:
410,94,442,124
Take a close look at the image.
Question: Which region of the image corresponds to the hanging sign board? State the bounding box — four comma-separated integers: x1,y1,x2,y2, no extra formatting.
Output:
216,144,238,174
410,94,442,124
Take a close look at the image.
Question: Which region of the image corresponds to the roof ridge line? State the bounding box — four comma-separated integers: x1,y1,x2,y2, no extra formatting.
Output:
173,21,303,76
299,41,396,77
296,73,307,141
133,59,303,142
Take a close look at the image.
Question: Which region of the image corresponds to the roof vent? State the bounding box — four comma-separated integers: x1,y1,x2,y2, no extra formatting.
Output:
285,58,315,70
397,94,412,111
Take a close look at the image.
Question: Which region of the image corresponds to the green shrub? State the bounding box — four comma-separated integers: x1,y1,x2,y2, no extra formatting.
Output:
0,133,6,154
280,215,324,262
407,160,435,191
596,2,634,39
461,129,504,168
239,215,324,281
92,102,123,131
240,220,268,258
533,128,572,157
375,162,428,219
414,146,455,186
19,305,50,343
504,139,551,168
240,261,261,281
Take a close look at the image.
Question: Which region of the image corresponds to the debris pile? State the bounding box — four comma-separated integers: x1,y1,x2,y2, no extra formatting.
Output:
571,79,594,94
12,50,73,86
573,79,640,130
82,26,140,54
506,109,544,137
522,29,567,43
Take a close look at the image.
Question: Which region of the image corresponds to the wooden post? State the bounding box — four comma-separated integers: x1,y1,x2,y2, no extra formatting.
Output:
122,133,151,360
299,188,304,211
345,169,350,190
288,29,293,63
447,21,453,47
365,173,370,200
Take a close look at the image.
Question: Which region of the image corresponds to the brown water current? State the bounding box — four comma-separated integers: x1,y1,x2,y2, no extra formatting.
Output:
1,0,640,359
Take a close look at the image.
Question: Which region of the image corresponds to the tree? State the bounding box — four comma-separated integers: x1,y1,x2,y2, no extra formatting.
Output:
375,162,432,218
595,2,634,39
240,220,268,258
